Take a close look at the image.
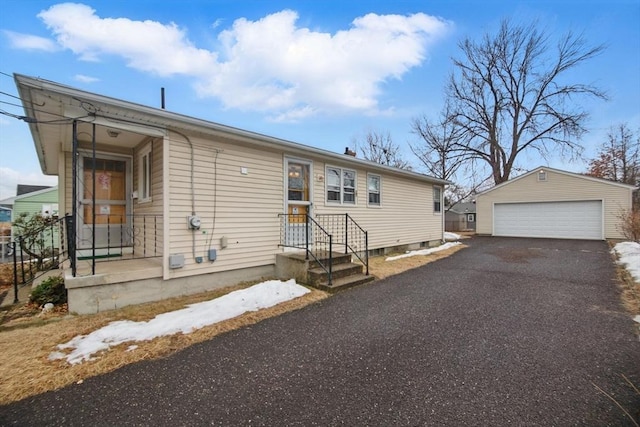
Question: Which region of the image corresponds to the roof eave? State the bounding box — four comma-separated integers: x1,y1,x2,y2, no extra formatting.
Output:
14,74,451,186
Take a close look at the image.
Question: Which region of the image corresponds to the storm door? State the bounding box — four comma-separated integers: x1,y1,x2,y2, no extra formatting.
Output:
78,154,131,252
284,159,312,247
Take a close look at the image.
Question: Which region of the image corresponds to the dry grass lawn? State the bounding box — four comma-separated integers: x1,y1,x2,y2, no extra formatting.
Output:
0,243,469,405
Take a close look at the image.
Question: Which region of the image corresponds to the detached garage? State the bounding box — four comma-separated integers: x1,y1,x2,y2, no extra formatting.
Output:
476,167,637,240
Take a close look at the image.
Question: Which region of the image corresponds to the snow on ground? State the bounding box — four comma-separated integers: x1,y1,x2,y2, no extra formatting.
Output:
612,241,640,284
49,279,309,365
444,232,460,241
386,242,461,261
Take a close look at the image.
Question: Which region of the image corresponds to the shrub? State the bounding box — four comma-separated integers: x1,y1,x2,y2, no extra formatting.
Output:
29,275,66,306
617,209,640,242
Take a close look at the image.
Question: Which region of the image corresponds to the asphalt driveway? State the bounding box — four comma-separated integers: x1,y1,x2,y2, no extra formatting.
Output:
1,237,639,426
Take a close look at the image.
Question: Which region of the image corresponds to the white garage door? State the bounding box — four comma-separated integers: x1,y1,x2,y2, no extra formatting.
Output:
494,201,603,240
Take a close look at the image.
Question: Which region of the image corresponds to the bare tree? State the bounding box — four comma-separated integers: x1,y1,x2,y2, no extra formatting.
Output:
410,102,465,181
587,123,640,186
352,129,411,169
447,19,607,185
410,103,491,208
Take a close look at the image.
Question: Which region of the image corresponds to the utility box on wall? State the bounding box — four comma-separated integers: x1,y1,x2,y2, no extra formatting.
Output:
169,254,185,269
208,249,217,261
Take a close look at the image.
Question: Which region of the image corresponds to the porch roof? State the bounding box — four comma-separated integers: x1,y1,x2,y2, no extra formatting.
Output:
15,73,450,186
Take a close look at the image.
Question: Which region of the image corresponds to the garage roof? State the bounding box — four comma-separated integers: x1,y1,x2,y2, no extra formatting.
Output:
477,166,638,195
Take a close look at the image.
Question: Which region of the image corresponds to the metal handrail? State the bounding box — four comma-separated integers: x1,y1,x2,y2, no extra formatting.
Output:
316,213,369,276
278,213,333,285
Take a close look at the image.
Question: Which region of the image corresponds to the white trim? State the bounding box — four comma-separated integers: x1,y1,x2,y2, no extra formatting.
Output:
137,142,152,203
163,135,171,279
284,156,313,213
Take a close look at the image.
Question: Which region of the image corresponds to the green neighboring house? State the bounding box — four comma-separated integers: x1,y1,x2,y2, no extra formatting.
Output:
11,186,59,222
12,186,60,252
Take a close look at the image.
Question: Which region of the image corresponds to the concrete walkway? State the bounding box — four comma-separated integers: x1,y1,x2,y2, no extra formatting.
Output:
1,237,638,425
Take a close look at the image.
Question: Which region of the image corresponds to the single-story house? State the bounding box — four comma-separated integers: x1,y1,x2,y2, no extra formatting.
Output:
15,74,449,314
445,202,476,232
476,166,638,240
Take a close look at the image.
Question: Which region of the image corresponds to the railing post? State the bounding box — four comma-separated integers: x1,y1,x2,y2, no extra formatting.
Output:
365,230,369,276
304,214,309,260
65,215,76,277
344,213,349,254
12,241,18,303
328,234,333,286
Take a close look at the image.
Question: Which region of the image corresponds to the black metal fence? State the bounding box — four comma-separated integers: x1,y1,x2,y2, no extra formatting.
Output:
9,216,68,303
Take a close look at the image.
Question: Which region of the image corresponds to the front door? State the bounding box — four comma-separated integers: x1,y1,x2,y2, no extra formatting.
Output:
285,159,312,247
78,154,131,251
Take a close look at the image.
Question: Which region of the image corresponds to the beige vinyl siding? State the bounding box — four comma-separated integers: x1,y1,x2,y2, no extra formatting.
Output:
133,138,164,254
311,158,442,249
477,169,633,239
166,134,283,278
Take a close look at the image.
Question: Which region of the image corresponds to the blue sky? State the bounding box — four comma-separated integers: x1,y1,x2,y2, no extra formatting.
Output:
0,0,638,199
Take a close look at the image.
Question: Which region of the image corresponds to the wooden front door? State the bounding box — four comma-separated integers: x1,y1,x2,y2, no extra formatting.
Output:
285,159,312,247
78,154,131,250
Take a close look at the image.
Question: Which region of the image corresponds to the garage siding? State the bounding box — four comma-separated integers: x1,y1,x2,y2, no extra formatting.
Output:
477,168,634,240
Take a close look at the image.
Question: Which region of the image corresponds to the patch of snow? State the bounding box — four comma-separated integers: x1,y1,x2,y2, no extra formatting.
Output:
612,242,640,284
444,232,460,241
634,315,640,324
126,345,138,352
48,351,66,361
386,242,462,261
52,279,309,365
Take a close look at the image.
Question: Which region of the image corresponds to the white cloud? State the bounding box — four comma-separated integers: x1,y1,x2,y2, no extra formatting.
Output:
74,74,99,83
3,30,58,51
0,167,58,200
34,4,452,120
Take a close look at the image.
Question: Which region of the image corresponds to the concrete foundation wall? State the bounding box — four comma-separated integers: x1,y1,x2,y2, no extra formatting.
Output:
66,264,274,314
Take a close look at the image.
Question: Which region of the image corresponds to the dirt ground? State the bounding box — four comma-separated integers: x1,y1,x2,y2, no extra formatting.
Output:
0,242,467,405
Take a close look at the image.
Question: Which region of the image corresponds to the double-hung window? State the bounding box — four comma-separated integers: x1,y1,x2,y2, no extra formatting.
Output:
433,186,442,213
367,174,381,206
326,166,356,204
138,144,152,203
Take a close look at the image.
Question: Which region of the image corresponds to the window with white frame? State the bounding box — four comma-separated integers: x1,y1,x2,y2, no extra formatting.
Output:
467,213,475,222
433,186,442,213
326,166,356,204
42,204,59,218
367,174,381,206
138,144,152,202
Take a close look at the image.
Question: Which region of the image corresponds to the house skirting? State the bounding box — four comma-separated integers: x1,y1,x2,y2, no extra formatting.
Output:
65,264,275,315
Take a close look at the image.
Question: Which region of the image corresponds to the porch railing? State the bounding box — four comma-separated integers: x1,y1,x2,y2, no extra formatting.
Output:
316,214,369,276
278,214,333,285
72,213,163,276
9,215,69,303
